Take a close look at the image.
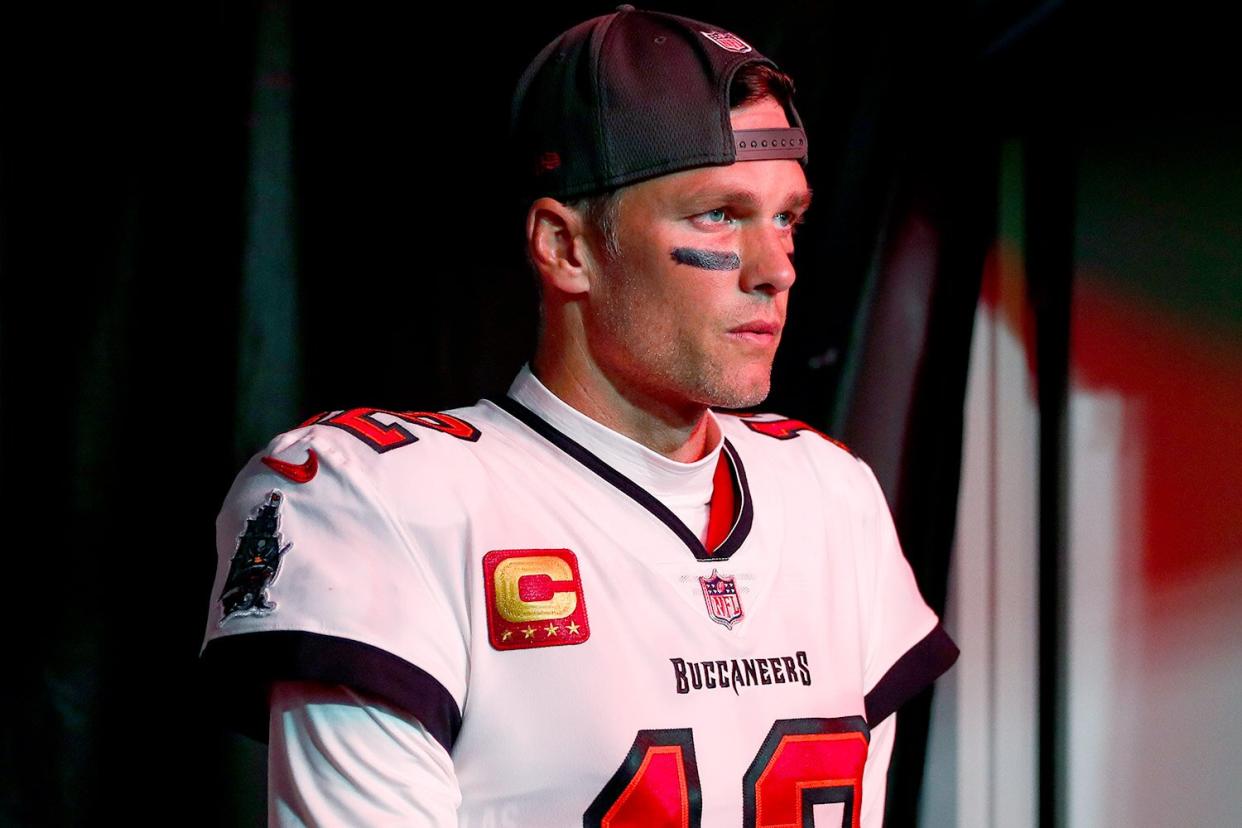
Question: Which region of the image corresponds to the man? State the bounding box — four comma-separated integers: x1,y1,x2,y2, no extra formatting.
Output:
201,7,958,826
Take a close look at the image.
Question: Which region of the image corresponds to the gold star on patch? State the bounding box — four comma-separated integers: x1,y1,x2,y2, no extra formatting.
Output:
544,623,559,637
501,630,513,641
566,621,581,635
522,626,537,640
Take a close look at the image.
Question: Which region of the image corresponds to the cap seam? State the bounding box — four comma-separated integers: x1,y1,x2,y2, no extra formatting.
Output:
591,12,625,192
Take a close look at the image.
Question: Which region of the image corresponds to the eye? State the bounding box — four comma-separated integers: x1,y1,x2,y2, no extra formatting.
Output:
696,208,730,226
775,211,806,232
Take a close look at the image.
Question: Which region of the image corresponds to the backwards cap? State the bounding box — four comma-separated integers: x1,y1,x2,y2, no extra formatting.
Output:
510,5,808,202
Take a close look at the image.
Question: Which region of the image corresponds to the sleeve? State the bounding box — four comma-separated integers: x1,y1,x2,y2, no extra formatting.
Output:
199,427,469,754
855,458,959,727
859,714,896,828
269,680,461,827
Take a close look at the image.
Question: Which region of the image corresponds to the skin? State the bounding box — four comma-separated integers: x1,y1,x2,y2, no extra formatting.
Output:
527,96,812,462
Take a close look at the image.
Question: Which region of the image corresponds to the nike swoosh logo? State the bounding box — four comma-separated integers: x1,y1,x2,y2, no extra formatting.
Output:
261,448,319,483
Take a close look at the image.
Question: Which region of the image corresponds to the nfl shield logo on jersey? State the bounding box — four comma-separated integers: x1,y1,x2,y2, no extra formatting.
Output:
699,569,744,630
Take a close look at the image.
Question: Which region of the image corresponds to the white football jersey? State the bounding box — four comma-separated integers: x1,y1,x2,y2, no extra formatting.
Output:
202,367,957,827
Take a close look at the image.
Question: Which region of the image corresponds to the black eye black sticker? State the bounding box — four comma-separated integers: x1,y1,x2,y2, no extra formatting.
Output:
671,247,741,271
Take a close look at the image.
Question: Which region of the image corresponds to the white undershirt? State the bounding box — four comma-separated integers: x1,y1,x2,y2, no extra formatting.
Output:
507,364,722,543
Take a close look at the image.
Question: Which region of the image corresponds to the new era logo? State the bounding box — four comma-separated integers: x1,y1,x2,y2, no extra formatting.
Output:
534,151,561,175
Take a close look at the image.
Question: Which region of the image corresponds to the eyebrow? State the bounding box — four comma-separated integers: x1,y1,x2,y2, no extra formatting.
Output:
681,186,814,213
788,188,814,212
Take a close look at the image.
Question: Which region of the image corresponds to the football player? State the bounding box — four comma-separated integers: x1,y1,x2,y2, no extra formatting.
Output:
202,7,958,826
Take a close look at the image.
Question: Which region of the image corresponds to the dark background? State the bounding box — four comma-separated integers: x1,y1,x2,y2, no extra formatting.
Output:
1,1,1235,824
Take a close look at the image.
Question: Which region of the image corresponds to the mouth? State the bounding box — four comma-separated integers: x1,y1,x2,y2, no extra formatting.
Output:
726,319,782,346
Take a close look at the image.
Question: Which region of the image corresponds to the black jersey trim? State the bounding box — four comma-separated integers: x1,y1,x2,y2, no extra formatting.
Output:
863,622,960,726
492,396,754,561
200,630,462,753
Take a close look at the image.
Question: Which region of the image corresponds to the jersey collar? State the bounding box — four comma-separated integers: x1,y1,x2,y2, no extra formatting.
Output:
492,392,754,562
506,364,722,498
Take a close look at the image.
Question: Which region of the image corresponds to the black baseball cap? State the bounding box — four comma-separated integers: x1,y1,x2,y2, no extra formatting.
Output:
510,5,808,203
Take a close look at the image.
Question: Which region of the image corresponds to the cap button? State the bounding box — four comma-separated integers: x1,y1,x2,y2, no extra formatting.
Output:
615,4,635,11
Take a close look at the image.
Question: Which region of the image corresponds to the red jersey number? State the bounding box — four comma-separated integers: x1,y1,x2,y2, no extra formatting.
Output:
306,408,480,453
586,717,869,828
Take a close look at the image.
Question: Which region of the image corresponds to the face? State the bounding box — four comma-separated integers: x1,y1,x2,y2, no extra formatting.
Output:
582,96,812,412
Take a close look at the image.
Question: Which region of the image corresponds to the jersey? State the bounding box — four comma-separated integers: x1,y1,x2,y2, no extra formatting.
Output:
201,366,959,827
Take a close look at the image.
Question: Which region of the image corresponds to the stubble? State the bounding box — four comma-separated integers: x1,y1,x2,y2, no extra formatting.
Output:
593,258,774,411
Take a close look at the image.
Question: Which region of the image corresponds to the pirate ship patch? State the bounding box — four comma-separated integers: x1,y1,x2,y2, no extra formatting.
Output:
219,489,292,625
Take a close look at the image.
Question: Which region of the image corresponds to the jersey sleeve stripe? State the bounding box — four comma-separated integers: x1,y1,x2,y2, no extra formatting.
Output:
862,623,959,726
200,630,462,753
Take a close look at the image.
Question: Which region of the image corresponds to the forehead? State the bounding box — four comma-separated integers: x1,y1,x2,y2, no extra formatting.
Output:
621,161,810,218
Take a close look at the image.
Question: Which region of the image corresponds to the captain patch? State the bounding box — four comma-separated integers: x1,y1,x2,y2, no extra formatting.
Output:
483,549,590,651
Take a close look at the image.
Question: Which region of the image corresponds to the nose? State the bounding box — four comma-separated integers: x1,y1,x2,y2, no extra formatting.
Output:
739,223,796,295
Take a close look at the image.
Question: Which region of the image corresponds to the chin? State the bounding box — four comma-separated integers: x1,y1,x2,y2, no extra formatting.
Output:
699,370,772,410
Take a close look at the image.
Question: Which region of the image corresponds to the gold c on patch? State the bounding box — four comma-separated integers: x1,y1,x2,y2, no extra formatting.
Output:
483,549,590,651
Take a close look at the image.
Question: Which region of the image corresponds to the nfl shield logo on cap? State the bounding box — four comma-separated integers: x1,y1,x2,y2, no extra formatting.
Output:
699,30,752,53
699,569,745,630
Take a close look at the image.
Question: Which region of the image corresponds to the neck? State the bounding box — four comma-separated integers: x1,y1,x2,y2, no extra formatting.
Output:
532,342,718,463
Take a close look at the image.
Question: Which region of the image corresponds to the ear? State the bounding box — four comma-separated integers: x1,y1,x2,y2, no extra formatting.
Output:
525,198,602,296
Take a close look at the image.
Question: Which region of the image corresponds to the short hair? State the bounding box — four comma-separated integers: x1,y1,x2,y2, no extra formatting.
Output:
527,62,798,272
729,61,797,112
522,188,625,279
564,189,626,262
